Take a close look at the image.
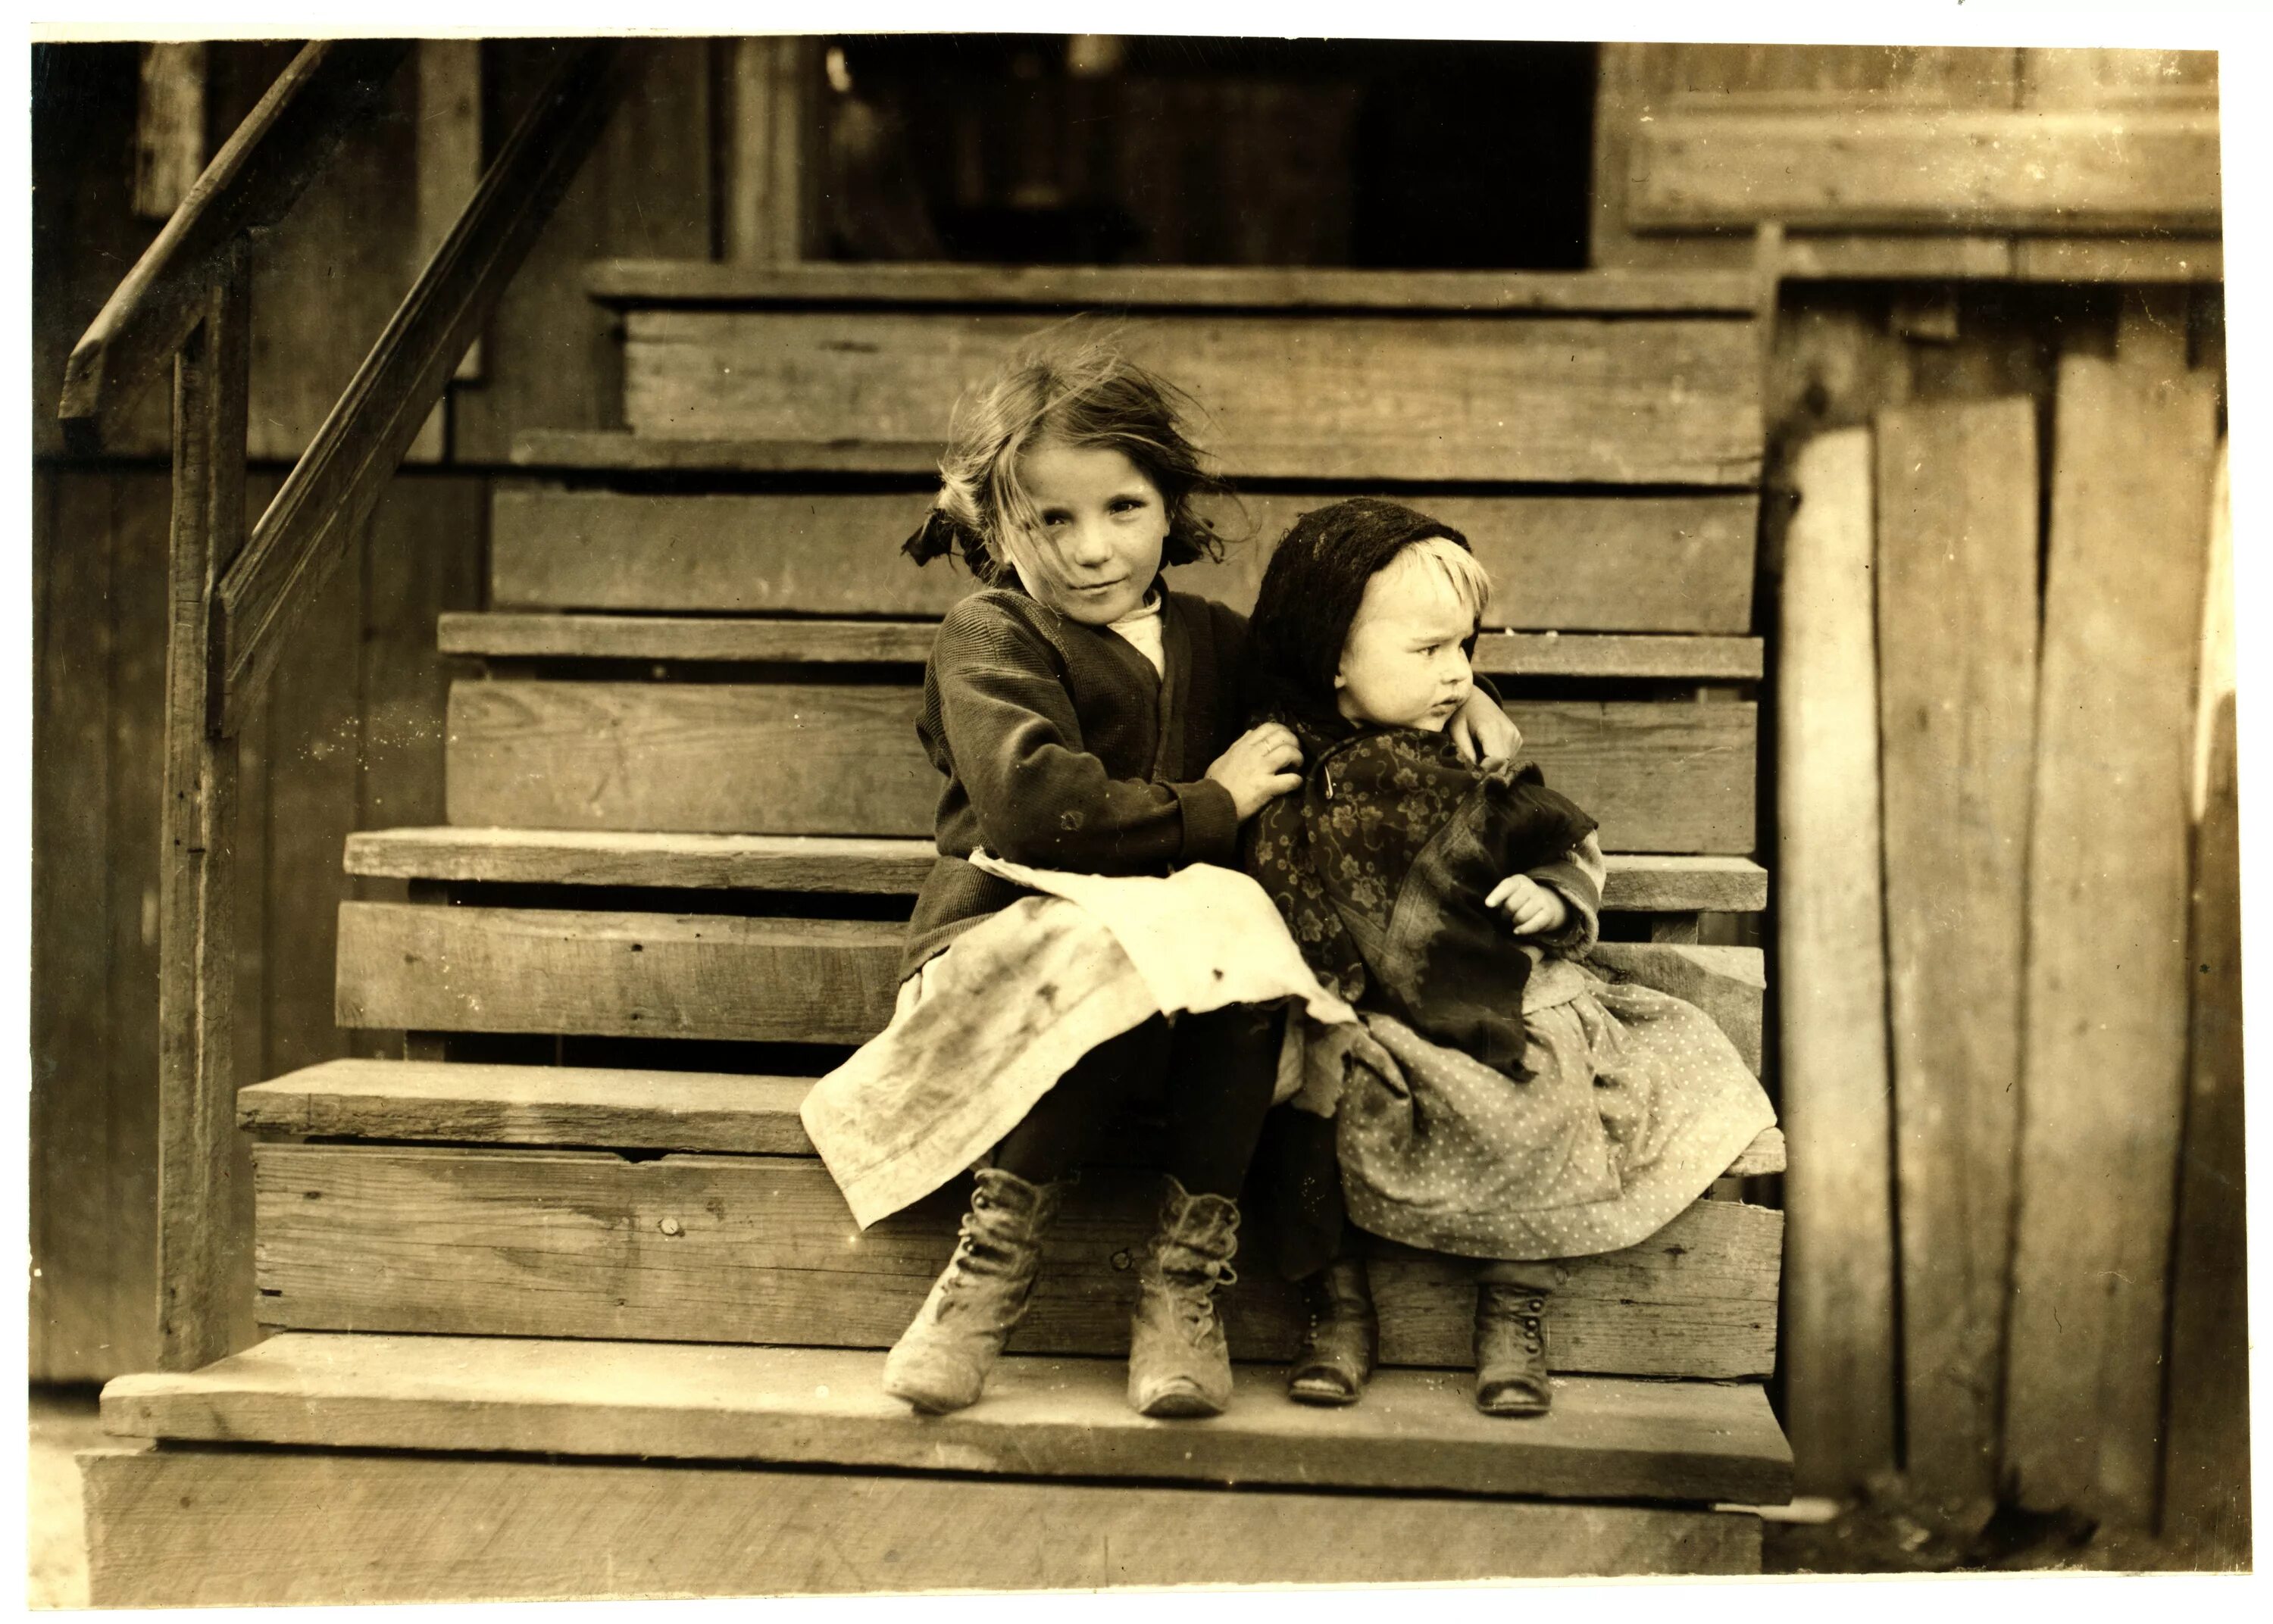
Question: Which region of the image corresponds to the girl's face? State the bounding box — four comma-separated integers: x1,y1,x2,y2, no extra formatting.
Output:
1008,440,1168,626
1334,548,1477,732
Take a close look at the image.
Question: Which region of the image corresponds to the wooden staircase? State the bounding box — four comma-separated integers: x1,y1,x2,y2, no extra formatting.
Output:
87,261,1791,1602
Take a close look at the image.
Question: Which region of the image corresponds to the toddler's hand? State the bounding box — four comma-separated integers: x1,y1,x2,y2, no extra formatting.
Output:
1486,873,1569,936
1207,723,1304,820
1447,690,1523,764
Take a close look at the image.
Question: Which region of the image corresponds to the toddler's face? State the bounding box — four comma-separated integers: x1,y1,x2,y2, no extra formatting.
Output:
1009,441,1168,626
1335,547,1477,732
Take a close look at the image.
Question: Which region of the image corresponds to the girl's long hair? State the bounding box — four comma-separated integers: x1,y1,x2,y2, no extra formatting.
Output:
903,322,1234,589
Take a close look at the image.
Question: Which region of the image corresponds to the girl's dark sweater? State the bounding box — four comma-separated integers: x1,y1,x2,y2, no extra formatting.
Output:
901,584,1252,979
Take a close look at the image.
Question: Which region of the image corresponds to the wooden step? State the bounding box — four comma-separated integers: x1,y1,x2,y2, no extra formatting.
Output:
444,680,1760,852
84,1448,1762,1604
442,611,1768,680
619,310,1764,484
586,259,1767,314
105,1332,1792,1506
487,484,1762,636
251,1143,1782,1377
334,901,1765,1066
239,1057,1787,1175
344,829,1771,911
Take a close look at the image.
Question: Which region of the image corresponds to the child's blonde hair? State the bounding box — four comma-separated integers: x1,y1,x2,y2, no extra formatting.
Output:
902,323,1232,587
1383,532,1495,624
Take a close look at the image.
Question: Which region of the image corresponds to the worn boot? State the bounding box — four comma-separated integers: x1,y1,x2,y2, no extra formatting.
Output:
882,1166,1065,1414
1287,1254,1377,1407
1474,1279,1552,1416
1127,1176,1242,1418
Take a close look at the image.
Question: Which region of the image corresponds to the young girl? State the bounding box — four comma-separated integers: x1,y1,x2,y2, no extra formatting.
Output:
799,341,1520,1422
1241,497,1777,1417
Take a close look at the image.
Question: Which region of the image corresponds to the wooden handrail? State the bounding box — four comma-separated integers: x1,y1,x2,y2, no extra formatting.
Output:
58,40,412,449
212,39,633,735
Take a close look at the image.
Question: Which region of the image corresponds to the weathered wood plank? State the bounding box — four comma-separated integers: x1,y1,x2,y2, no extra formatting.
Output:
722,36,820,264
589,258,1765,313
1632,108,2221,233
2011,237,2223,284
1874,395,2039,1510
2005,345,2219,1526
445,681,1758,853
239,1060,1783,1179
108,1333,1791,1507
2161,693,2249,1565
490,485,1762,633
30,473,118,1380
357,477,485,833
83,1448,1762,1605
510,430,945,473
342,828,1769,911
252,1143,1782,1379
155,256,251,1373
1775,426,1898,1495
442,610,1765,679
414,40,484,382
333,904,908,1045
621,309,1765,486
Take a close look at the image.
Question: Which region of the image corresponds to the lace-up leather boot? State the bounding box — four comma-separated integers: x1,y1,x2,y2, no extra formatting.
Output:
882,1166,1065,1414
1127,1176,1241,1418
1474,1280,1552,1416
1287,1254,1377,1407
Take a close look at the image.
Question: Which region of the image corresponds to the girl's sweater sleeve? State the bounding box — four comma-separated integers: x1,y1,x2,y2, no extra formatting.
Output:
933,605,1240,872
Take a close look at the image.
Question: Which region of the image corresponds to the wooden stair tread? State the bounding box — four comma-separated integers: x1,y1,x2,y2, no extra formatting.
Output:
344,828,1771,912
103,1332,1792,1505
439,612,1767,679
585,259,1765,315
511,431,944,473
238,1057,1786,1176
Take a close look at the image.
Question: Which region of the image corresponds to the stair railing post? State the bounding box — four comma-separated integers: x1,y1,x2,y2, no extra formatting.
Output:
156,241,252,1371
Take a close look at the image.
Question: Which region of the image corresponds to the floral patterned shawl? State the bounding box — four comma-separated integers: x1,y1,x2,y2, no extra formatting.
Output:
1243,716,1597,1080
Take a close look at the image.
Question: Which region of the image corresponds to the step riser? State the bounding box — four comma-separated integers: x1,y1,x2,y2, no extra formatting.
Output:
334,904,1765,1067
84,1448,1763,1603
444,682,1760,851
621,309,1765,486
252,1145,1783,1379
492,486,1762,633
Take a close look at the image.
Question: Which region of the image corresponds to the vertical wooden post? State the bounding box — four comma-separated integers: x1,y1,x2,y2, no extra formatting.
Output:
157,246,252,1373
725,36,821,264
133,42,208,221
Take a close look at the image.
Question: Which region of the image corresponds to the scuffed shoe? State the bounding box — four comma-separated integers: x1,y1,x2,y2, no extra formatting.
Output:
1128,1176,1241,1419
882,1166,1064,1414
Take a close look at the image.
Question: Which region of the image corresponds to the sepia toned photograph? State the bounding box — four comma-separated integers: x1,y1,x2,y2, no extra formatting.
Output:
24,11,2247,1605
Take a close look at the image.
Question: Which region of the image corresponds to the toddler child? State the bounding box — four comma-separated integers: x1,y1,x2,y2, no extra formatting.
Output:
1241,497,1777,1416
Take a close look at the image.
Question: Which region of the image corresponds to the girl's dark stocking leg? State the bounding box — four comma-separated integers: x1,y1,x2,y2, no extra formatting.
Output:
1159,1002,1286,1198
991,1017,1171,1185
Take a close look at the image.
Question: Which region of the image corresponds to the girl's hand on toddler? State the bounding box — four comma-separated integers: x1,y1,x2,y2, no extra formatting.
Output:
1447,691,1523,764
1486,873,1569,936
1208,723,1305,820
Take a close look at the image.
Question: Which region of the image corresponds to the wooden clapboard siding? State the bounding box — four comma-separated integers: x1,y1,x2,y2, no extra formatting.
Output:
589,259,1766,312
356,478,486,833
252,1143,1783,1379
1630,108,2221,234
333,901,1765,1060
448,39,714,463
31,473,121,1379
239,1059,1785,1176
342,829,1770,912
83,1448,1762,1605
620,310,1764,486
2161,695,2249,1564
1874,396,2039,1509
446,681,1759,852
108,1334,1793,1506
2005,344,2219,1526
1775,426,1898,1495
442,612,1766,679
490,485,1763,632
